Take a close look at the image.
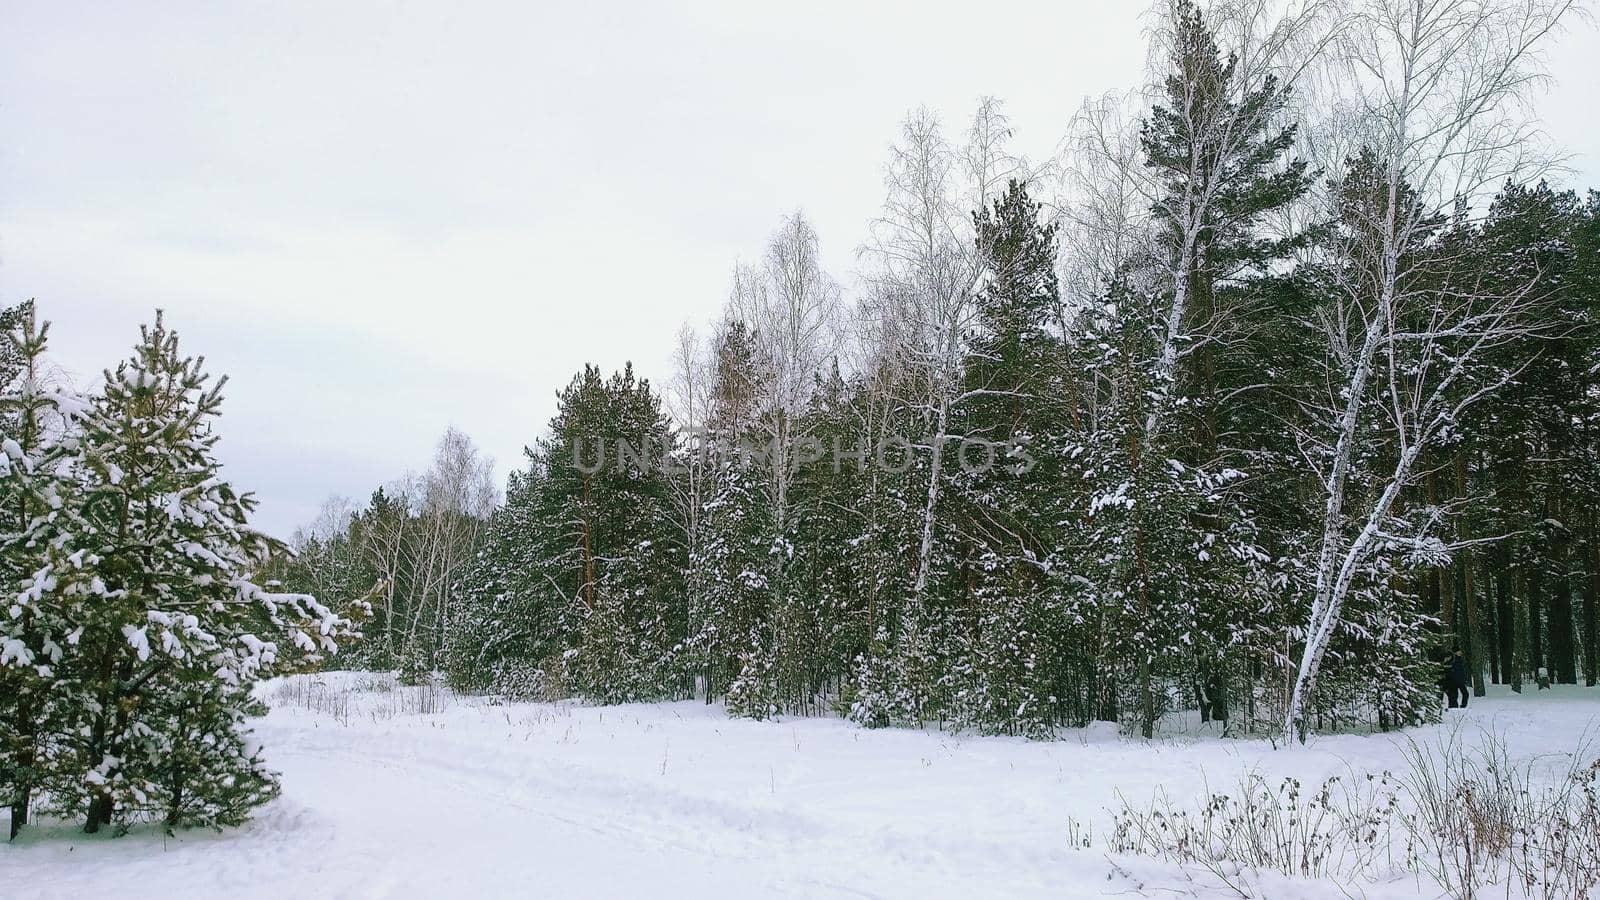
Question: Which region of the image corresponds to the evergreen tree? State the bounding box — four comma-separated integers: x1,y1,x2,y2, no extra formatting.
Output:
0,301,29,388
686,321,779,713
350,486,412,669
781,365,873,717
443,469,568,698
1139,0,1313,730
689,455,774,714
841,353,925,728
1070,283,1272,738
947,179,1072,736
58,312,352,832
535,364,684,703
0,305,92,838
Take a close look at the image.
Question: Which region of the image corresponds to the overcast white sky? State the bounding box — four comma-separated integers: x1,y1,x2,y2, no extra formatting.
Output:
2,1,1596,538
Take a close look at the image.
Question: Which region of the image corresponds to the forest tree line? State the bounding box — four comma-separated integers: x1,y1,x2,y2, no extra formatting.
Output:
271,0,1599,742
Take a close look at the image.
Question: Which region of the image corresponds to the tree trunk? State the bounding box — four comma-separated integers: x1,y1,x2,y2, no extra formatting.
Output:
1548,529,1577,684
1486,565,1501,685
912,402,950,600
82,644,120,834
1450,454,1484,695
1528,567,1545,680
1206,665,1228,724
6,694,35,840
7,748,29,841
1094,622,1119,724
1511,570,1527,694
1429,471,1450,629
1584,538,1599,688
1138,655,1155,740
85,795,114,834
1495,554,1515,686
8,789,27,841
163,699,201,829
1463,555,1485,696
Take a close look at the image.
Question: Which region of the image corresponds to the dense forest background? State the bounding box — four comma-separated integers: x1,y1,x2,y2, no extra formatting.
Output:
267,0,1600,742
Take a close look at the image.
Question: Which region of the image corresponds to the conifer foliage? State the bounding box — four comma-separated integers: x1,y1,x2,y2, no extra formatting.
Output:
1,308,355,837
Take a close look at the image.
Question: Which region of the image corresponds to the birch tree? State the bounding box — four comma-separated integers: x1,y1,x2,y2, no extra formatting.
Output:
665,324,711,565
731,213,842,539
1283,0,1579,742
863,103,1017,603
398,428,496,677
718,214,842,712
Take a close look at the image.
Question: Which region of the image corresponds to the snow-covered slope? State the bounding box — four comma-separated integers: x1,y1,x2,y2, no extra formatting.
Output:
5,675,1597,899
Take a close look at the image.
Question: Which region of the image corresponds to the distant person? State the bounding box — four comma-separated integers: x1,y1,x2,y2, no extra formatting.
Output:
1446,647,1470,709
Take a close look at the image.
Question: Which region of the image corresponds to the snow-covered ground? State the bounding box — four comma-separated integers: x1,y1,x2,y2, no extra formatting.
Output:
5,675,1597,899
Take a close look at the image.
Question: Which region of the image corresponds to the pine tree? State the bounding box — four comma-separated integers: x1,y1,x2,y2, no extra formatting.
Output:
840,353,925,728
689,456,774,712
1456,183,1600,692
350,487,412,670
534,364,684,703
0,301,29,387
443,469,568,698
946,180,1072,736
57,312,352,832
782,365,873,717
0,304,92,839
1138,0,1312,731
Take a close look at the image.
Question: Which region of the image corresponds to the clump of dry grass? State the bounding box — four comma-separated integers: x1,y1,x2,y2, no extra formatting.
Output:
270,673,453,724
1071,723,1600,899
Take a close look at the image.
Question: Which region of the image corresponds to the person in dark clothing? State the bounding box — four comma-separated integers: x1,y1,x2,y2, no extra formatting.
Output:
1445,647,1470,709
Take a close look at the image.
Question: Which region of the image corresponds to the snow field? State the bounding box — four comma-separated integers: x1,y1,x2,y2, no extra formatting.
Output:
5,674,1597,899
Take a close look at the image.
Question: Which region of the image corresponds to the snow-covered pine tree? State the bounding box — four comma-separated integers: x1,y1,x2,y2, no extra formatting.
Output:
443,467,569,698
265,501,379,676
535,364,683,704
945,179,1073,737
1,303,93,839
1139,0,1313,730
780,364,874,717
830,304,931,728
58,312,353,832
1069,276,1277,739
684,320,780,713
348,486,411,670
718,218,843,716
689,456,774,714
0,301,28,384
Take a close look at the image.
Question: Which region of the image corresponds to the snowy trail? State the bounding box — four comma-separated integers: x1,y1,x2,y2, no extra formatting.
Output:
256,711,1099,897
5,677,1597,899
